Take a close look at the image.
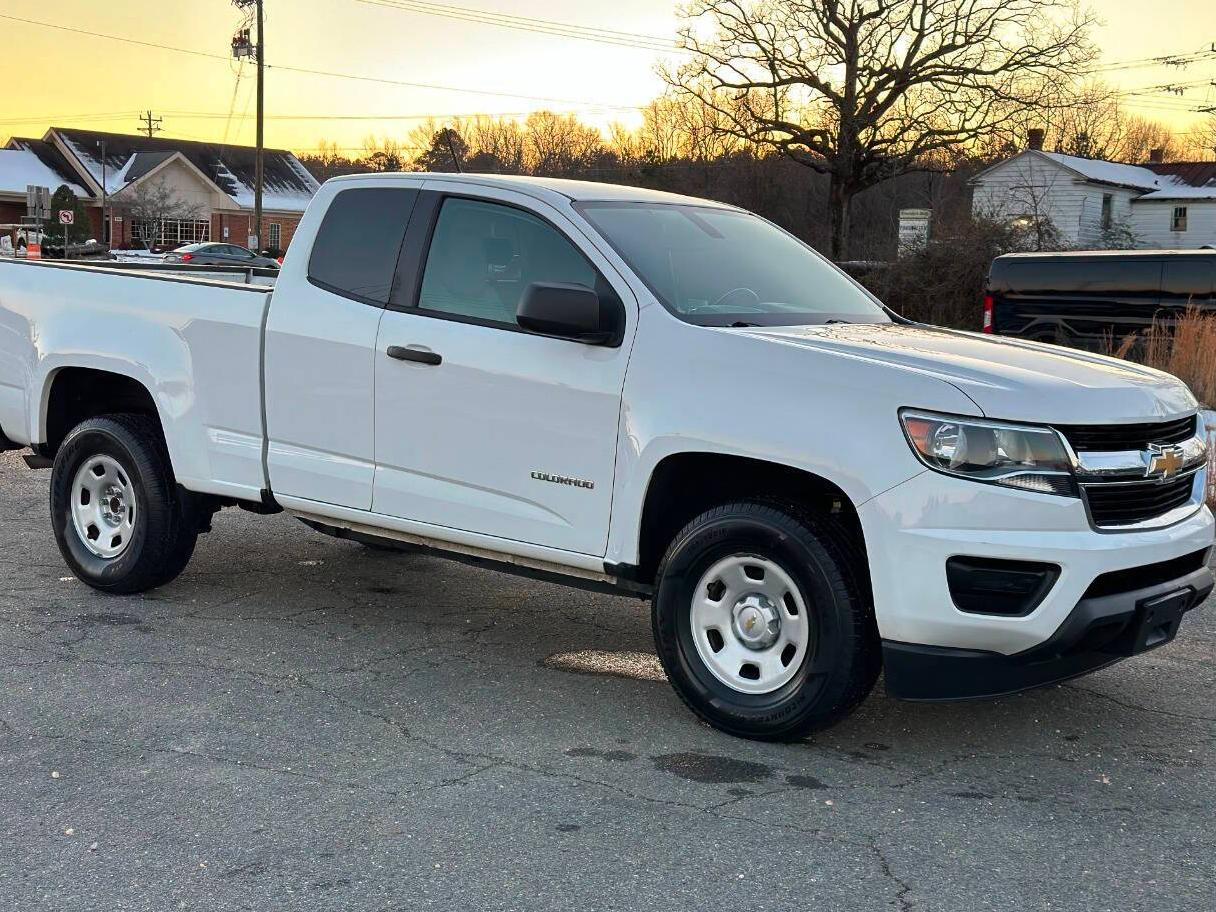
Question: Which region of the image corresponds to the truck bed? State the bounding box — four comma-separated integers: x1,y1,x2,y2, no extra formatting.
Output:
0,258,272,502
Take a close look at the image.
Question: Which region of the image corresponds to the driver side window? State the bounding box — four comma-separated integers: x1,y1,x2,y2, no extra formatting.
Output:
417,197,598,327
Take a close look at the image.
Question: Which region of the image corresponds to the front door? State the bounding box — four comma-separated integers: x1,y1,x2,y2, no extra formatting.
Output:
371,185,635,556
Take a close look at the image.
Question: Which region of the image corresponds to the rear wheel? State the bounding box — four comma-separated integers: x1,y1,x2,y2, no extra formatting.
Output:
50,414,199,594
652,501,880,741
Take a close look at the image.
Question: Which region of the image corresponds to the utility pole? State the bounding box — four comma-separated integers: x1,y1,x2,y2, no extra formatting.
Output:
98,140,108,247
138,111,162,138
233,0,264,250
254,0,264,252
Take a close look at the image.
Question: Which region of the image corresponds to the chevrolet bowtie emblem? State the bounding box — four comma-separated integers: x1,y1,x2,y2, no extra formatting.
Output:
1146,444,1185,481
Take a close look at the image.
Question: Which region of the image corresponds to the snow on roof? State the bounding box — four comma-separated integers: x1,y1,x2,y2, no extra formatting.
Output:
1036,151,1163,191
53,128,319,212
213,161,318,213
1136,176,1216,201
0,149,87,197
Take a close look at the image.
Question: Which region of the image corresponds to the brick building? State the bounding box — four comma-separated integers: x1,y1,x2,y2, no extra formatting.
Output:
1,128,319,253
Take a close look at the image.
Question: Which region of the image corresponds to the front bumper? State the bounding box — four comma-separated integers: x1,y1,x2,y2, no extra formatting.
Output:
883,561,1212,700
858,469,1215,689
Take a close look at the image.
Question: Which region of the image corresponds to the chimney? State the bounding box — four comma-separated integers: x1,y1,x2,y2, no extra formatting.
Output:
1149,148,1164,164
1027,128,1045,151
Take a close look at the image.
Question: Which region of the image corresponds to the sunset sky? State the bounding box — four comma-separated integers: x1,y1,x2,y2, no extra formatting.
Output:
0,0,1213,153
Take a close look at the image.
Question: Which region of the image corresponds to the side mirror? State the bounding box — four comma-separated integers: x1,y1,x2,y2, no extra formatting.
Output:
516,282,620,344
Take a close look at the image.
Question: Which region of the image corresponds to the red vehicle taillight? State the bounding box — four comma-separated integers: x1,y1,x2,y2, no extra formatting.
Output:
982,294,994,333
180,253,193,262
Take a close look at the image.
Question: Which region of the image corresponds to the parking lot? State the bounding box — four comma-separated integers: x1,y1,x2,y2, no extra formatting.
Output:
1,449,1214,911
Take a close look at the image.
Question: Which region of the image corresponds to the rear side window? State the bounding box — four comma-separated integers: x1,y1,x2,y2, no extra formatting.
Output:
1162,259,1215,300
995,259,1160,296
308,187,418,305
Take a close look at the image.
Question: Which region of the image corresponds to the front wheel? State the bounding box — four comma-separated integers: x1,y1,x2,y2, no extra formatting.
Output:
652,501,880,741
50,414,199,594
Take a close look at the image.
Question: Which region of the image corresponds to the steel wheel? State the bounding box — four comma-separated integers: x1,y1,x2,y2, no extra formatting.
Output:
689,553,811,695
70,454,137,560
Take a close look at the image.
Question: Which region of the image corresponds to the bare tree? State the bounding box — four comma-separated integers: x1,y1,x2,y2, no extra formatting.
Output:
114,178,204,249
522,112,606,175
297,140,368,181
669,0,1095,258
978,83,1182,163
360,136,410,172
1185,114,1216,160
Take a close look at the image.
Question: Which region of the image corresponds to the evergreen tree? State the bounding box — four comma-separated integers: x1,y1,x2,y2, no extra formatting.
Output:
43,185,91,245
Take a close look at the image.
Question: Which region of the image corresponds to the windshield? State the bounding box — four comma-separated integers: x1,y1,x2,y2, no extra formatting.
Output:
576,202,890,327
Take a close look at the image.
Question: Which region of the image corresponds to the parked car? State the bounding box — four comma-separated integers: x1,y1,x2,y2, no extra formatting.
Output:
985,249,1216,347
1,175,1212,740
163,241,280,269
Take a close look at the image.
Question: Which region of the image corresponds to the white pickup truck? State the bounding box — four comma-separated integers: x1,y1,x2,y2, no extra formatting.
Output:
1,174,1212,740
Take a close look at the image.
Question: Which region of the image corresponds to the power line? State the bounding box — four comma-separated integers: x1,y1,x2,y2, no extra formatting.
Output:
0,12,645,110
353,0,679,52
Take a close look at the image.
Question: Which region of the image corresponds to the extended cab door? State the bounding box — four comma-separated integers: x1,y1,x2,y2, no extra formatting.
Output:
371,185,636,556
263,184,418,509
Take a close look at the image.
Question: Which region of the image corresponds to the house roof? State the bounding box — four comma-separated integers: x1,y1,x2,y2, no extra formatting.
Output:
1034,151,1163,191
31,128,320,212
1,139,91,198
973,149,1216,201
1139,161,1216,201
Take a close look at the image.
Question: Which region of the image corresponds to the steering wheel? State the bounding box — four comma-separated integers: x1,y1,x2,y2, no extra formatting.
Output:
709,287,761,310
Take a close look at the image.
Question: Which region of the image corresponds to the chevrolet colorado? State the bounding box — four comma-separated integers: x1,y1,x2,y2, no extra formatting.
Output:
1,174,1212,740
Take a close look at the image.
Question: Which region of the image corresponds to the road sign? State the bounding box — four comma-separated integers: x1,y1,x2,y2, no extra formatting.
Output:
58,211,74,225
898,208,931,254
26,185,50,220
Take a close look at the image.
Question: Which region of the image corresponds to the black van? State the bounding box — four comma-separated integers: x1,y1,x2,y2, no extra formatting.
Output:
984,249,1216,348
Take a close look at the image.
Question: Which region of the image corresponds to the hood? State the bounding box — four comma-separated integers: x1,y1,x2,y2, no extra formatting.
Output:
738,322,1197,424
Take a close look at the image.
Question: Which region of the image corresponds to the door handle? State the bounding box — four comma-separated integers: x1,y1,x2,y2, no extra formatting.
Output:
387,345,442,366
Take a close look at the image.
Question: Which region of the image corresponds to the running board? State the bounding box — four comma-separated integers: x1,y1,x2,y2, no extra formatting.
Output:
296,513,650,599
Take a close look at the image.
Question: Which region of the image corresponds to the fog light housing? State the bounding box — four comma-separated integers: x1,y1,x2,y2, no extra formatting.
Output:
946,556,1060,617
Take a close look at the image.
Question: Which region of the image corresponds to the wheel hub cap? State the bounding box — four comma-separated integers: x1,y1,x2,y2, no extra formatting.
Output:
69,455,137,560
731,594,781,650
688,554,812,695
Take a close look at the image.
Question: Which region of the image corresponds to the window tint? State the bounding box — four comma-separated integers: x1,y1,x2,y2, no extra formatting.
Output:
1162,259,1215,300
308,187,418,304
417,197,598,326
998,259,1161,295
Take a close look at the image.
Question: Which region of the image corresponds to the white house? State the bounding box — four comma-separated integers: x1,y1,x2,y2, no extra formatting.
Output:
971,144,1216,249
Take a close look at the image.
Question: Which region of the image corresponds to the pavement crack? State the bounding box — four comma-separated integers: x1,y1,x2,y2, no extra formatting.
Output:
1063,683,1216,724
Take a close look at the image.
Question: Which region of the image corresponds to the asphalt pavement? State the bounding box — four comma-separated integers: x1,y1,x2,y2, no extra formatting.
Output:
2,449,1214,911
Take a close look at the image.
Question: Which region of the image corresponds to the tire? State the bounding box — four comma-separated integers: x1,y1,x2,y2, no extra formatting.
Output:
50,414,199,594
652,501,880,741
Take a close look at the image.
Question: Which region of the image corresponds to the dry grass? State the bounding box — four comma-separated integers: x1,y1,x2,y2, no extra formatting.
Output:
1105,308,1216,506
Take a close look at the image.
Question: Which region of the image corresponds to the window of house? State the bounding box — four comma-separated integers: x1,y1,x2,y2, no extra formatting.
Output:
268,222,281,250
307,187,418,305
131,217,210,245
417,197,598,327
1172,206,1188,232
1101,194,1113,230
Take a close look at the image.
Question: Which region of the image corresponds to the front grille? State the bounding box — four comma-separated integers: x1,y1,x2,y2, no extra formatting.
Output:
1056,415,1197,452
1083,474,1197,526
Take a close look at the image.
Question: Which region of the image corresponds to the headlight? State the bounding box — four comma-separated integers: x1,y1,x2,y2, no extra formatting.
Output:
900,411,1077,496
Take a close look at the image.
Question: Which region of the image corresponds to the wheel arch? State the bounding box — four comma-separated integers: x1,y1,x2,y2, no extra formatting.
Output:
38,364,167,458
621,451,870,590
